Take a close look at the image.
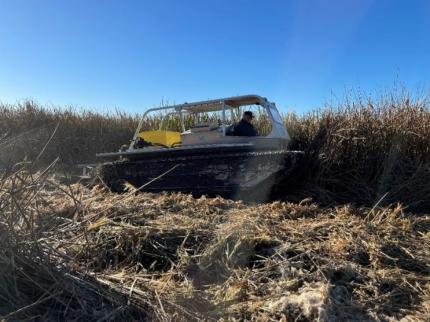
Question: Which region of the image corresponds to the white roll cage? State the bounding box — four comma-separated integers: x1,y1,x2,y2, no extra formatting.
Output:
129,94,289,150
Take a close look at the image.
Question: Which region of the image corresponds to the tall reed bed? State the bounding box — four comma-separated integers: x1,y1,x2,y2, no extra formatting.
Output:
283,92,430,212
1,90,429,211
0,102,139,167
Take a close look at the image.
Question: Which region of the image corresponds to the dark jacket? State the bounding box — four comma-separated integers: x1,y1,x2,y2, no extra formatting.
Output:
233,119,258,136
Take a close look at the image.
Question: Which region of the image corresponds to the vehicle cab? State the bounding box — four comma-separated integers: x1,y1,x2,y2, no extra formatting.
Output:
130,95,290,150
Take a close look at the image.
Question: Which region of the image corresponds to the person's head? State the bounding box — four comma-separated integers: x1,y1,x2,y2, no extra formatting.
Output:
242,111,254,123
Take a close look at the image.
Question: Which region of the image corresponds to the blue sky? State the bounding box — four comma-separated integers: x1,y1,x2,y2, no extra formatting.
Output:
0,0,429,113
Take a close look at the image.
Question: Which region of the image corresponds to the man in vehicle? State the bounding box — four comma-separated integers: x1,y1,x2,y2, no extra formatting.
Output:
232,111,258,136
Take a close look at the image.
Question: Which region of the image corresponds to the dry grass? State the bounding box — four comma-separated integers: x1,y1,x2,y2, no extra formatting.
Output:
0,163,429,321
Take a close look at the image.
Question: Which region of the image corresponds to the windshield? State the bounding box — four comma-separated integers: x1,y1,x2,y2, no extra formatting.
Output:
269,106,283,125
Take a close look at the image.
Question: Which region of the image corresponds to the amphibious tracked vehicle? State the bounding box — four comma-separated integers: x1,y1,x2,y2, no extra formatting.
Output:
96,95,302,200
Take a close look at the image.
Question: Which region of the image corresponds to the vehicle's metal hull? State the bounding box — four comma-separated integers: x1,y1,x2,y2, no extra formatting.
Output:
97,145,301,201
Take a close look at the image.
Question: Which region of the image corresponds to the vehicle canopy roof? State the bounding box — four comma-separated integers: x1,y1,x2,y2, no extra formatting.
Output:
173,94,269,114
